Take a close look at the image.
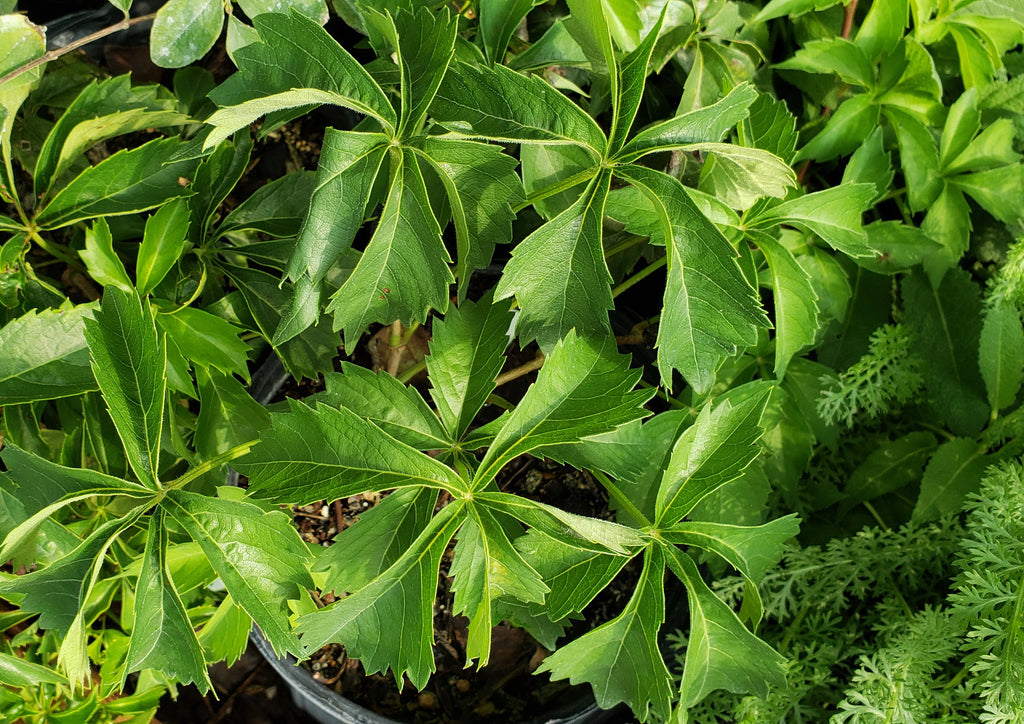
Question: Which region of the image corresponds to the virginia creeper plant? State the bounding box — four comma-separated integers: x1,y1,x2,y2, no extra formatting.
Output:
1,0,1024,721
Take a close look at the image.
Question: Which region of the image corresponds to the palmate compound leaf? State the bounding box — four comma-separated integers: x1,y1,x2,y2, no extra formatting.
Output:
33,137,201,230
360,6,457,136
472,331,653,490
655,382,772,527
495,172,614,350
426,290,515,441
204,11,396,147
665,545,786,711
123,510,210,693
613,165,767,394
412,137,522,298
297,502,464,690
33,75,185,197
236,399,464,505
276,131,388,345
0,511,145,635
326,148,454,349
83,287,166,489
537,546,673,723
0,303,97,404
449,505,549,665
161,490,313,659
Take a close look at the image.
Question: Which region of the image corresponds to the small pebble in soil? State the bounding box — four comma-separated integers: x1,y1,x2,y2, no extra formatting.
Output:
417,691,438,709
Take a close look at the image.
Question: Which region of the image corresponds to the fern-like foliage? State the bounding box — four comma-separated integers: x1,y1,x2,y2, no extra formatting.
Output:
681,519,964,723
817,325,924,428
948,461,1024,724
832,605,976,724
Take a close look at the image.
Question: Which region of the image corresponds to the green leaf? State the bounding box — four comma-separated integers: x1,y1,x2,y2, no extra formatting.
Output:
155,307,249,379
0,304,97,404
613,165,766,393
450,505,548,664
324,363,450,450
238,399,464,504
842,127,894,203
921,183,972,275
952,164,1024,225
495,172,613,349
477,492,644,554
979,301,1024,413
842,431,937,509
755,233,820,378
432,60,607,155
0,651,67,687
939,88,982,169
162,490,313,659
274,132,386,344
694,143,797,210
237,0,328,22
326,149,454,348
514,529,631,622
655,383,771,526
752,183,877,260
0,514,142,634
33,76,185,196
751,0,844,23
222,266,340,380
903,268,989,436
617,83,758,162
609,8,665,155
479,0,537,63
0,442,147,519
0,15,46,200
949,24,996,89
83,287,166,488
912,438,989,522
945,118,1019,175
124,511,210,692
205,11,396,145
218,170,318,238
859,220,941,273
414,137,522,298
856,0,908,57
362,7,456,136
194,367,269,460
740,92,798,161
34,138,200,230
664,515,799,582
150,0,223,68
137,199,189,295
668,545,785,709
81,218,132,292
507,19,587,71
538,547,672,722
314,487,436,595
473,331,651,489
297,504,462,690
889,107,942,211
189,133,252,243
426,291,514,440
795,93,880,163
775,38,875,87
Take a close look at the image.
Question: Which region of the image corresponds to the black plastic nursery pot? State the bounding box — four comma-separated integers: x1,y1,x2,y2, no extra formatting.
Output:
232,356,624,724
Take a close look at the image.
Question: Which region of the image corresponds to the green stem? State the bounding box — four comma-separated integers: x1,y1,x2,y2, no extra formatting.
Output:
512,167,598,213
592,470,651,528
612,256,667,298
862,500,889,530
637,379,690,411
397,358,427,384
604,233,647,259
484,393,513,411
166,441,257,491
27,228,81,269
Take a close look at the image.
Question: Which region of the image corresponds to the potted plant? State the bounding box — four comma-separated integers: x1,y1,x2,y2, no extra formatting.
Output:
2,0,1024,721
